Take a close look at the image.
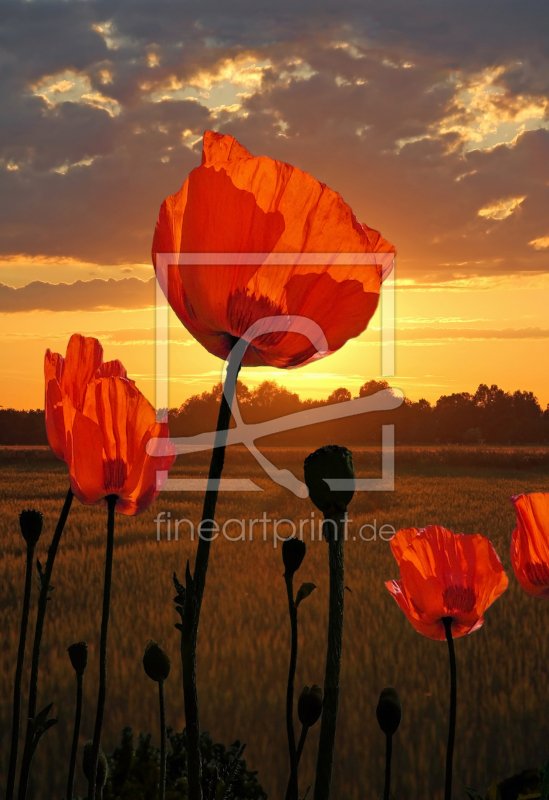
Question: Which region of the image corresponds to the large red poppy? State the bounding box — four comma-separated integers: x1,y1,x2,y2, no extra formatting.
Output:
152,131,396,368
45,334,175,515
385,525,508,640
511,492,549,598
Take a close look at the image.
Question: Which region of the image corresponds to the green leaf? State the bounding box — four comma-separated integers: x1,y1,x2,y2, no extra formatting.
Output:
295,582,316,608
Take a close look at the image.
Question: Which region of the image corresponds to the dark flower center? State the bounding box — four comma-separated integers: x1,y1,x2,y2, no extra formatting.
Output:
442,584,476,614
524,561,549,587
103,458,127,492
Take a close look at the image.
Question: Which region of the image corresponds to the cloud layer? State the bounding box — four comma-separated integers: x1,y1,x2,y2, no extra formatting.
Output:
0,276,155,312
1,1,548,284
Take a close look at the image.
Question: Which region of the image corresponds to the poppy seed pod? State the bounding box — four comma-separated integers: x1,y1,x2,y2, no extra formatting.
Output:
67,642,88,676
82,741,108,788
376,687,402,737
282,537,307,576
304,445,355,514
19,509,43,547
298,684,323,728
143,641,171,683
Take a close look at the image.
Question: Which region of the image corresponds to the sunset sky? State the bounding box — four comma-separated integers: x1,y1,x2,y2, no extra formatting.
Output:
2,1,549,410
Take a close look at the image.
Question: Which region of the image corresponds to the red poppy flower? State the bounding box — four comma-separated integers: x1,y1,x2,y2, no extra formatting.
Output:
152,130,396,368
45,334,175,515
511,492,549,598
385,525,508,640
45,333,128,463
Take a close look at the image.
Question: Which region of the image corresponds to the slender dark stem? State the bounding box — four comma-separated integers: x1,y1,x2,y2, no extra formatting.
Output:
88,495,117,800
443,616,456,800
314,513,345,800
284,573,299,800
66,672,83,800
159,680,167,800
6,541,35,800
383,734,392,800
18,488,73,800
180,359,241,800
296,725,309,767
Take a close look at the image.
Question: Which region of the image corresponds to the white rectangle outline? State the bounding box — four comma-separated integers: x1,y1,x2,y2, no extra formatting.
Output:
154,253,396,491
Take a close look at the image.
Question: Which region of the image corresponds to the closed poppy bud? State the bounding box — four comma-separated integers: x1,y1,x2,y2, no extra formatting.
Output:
283,537,306,576
376,687,402,737
82,741,108,788
143,641,171,683
298,685,323,728
67,642,88,676
304,445,355,514
19,510,43,547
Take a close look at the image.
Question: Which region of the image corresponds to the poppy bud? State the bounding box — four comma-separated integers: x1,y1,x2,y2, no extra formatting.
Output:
143,641,171,683
82,741,108,788
376,687,402,737
67,642,88,676
298,684,323,728
19,509,43,547
303,445,355,514
282,537,306,576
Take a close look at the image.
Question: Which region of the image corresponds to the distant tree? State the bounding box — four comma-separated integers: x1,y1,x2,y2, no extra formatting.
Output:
327,387,351,403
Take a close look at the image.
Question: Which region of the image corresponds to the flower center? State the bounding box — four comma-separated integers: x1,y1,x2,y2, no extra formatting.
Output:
524,561,549,587
442,584,476,614
103,458,127,493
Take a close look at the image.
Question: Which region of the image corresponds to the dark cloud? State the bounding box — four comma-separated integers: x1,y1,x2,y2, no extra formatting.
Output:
1,0,548,282
0,276,155,312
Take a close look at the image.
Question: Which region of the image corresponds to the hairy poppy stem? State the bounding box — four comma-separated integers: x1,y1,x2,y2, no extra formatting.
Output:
314,513,346,800
383,734,392,800
6,540,36,800
159,679,167,800
284,572,299,800
17,488,73,800
443,616,456,800
181,355,241,800
88,495,117,800
66,671,83,800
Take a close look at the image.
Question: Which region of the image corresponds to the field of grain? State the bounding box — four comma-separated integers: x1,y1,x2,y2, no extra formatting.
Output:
1,446,549,799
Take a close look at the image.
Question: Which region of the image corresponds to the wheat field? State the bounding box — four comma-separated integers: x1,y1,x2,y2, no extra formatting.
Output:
1,446,549,799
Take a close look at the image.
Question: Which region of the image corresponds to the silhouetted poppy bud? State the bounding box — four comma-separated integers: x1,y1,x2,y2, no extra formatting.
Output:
304,445,355,514
143,641,171,682
298,684,323,727
82,741,108,788
67,642,88,676
282,537,306,576
376,687,402,737
19,509,43,547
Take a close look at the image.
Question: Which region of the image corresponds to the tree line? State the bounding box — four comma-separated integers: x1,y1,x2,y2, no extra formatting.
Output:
2,381,549,446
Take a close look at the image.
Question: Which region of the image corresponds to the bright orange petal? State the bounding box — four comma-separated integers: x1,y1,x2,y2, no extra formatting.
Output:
390,527,421,565
511,492,549,598
70,411,107,505
61,334,104,411
44,350,67,461
152,131,396,368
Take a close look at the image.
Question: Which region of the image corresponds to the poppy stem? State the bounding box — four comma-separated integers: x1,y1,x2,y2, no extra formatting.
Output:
296,724,309,767
314,513,346,800
383,734,392,800
181,355,242,800
284,572,299,800
88,494,117,800
66,671,83,800
17,487,73,800
5,540,36,800
159,679,167,800
442,616,456,800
